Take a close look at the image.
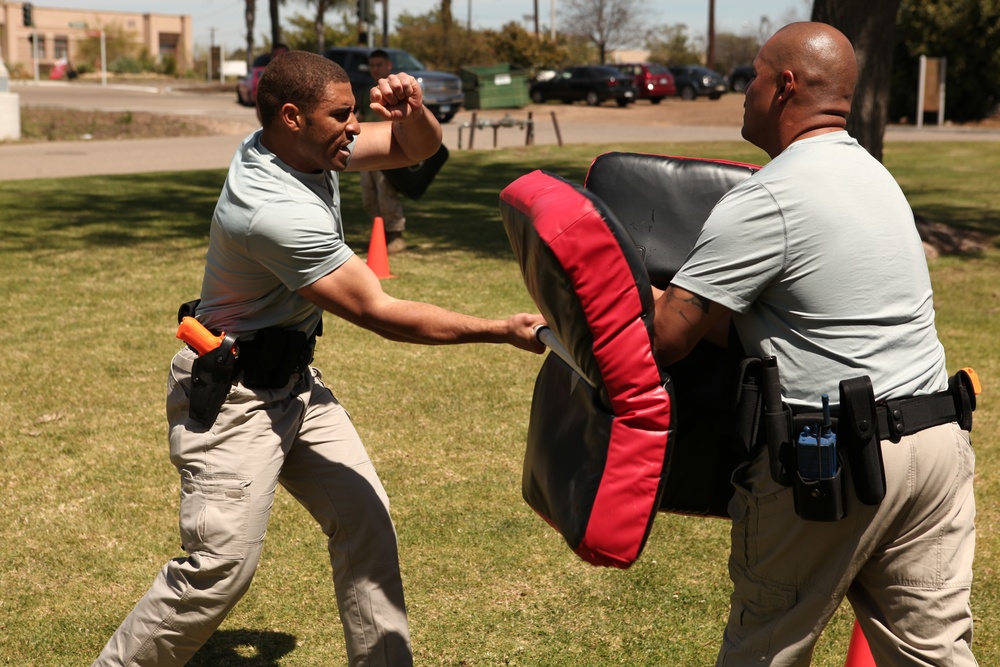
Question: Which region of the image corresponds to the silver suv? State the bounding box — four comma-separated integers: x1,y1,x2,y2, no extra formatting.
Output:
323,46,464,123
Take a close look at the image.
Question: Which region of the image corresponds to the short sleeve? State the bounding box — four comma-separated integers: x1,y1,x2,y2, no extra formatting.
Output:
245,198,354,292
670,180,786,314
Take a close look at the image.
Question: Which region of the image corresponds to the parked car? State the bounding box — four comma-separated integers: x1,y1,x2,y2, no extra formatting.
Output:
529,65,637,107
322,46,464,123
668,65,728,100
235,52,273,107
616,63,676,103
727,64,754,92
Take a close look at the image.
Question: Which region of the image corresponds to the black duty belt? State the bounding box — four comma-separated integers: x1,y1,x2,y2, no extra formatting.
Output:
877,390,962,439
792,370,977,442
237,327,318,389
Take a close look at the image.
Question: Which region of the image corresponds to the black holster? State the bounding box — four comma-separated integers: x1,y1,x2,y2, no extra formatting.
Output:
760,357,795,487
189,333,239,427
839,376,887,506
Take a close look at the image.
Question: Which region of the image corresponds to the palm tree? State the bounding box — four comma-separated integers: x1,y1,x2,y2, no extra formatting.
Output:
245,0,256,71
270,0,282,47
307,0,351,53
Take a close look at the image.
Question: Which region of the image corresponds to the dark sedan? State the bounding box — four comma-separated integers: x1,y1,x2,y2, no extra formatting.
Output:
728,64,755,92
529,66,637,107
668,65,728,100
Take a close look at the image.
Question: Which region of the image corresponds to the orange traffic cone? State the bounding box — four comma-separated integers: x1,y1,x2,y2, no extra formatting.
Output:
366,216,395,279
844,618,876,667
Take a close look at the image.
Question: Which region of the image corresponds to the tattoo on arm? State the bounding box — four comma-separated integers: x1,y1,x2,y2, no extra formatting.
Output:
680,291,711,314
665,289,712,321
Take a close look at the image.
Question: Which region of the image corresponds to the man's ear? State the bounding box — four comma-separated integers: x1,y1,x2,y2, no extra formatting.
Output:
279,102,305,131
778,71,794,97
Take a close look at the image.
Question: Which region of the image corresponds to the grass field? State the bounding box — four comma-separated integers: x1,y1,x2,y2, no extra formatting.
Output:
0,140,997,666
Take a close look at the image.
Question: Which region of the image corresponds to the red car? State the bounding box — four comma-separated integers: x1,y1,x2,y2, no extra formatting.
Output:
236,52,274,107
617,63,676,104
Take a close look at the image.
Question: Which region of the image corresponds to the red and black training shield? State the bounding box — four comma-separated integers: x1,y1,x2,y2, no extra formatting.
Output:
500,153,759,568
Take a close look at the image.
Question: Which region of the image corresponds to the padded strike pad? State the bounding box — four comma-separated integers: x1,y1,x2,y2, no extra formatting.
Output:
585,153,759,517
585,152,759,288
501,170,673,568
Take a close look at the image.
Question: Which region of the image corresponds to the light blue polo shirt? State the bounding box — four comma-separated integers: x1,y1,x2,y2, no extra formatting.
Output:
197,130,356,337
672,132,948,409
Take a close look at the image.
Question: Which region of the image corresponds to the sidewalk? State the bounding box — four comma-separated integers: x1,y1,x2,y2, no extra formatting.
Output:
0,134,245,180
1,113,997,182
0,122,747,181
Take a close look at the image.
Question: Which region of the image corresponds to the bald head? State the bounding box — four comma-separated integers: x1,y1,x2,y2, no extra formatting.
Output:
742,22,858,157
764,22,857,108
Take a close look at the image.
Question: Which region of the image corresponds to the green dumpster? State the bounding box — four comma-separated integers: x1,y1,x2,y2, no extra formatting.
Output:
460,64,530,110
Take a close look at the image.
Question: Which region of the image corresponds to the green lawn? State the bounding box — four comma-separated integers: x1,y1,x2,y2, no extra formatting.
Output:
0,141,996,666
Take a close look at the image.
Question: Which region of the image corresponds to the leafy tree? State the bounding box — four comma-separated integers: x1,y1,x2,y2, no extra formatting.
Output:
560,33,601,65
813,0,902,162
395,9,492,71
281,12,354,52
890,0,1000,124
646,24,701,66
561,0,649,64
302,0,351,53
74,22,138,72
485,22,569,74
712,32,761,73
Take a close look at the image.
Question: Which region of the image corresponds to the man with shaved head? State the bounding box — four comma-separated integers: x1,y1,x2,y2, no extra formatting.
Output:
654,23,978,665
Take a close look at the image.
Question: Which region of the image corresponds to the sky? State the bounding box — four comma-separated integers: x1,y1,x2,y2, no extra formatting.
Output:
42,0,810,53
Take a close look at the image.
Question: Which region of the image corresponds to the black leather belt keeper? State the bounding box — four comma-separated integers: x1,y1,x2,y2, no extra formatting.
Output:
877,384,971,441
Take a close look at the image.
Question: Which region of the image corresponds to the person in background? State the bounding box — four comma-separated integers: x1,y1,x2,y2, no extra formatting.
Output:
360,49,408,253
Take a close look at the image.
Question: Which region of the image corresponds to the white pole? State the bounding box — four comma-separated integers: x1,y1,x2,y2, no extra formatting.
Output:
550,0,556,40
100,30,107,86
220,42,225,84
209,27,216,82
33,27,39,83
916,54,926,129
937,57,946,127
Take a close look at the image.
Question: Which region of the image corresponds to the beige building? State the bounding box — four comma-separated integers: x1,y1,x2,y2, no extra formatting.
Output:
0,2,192,75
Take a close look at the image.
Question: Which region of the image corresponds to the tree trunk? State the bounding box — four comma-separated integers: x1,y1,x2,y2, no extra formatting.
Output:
707,0,716,70
441,0,452,67
270,0,282,47
315,0,327,53
245,0,256,72
812,0,901,162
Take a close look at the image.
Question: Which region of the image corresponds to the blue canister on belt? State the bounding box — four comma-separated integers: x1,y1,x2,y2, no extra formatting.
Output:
797,394,837,481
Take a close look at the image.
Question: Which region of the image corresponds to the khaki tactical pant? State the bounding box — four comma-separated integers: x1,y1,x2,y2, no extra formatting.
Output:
360,170,405,233
718,422,977,666
93,347,411,666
